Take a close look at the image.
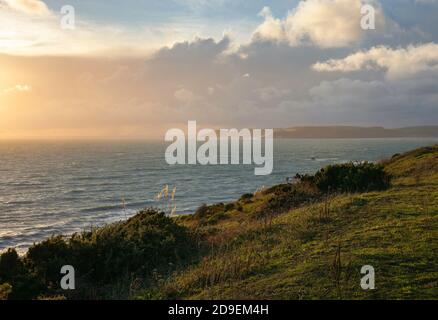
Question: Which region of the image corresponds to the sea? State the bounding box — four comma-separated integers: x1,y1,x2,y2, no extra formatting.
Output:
0,138,437,253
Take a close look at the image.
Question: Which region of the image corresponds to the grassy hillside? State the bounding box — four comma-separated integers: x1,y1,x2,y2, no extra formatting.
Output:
143,145,438,300
1,145,437,300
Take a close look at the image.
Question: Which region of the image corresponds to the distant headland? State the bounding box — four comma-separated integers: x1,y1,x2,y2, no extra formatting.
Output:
274,126,438,139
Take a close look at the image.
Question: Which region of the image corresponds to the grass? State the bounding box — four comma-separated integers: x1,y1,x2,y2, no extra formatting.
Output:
140,145,438,300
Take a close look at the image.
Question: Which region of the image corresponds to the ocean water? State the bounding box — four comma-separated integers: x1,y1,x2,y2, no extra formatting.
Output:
0,138,437,253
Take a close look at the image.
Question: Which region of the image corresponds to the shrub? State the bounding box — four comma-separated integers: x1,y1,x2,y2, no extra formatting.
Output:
194,203,225,217
194,204,210,218
25,236,71,289
0,248,42,299
258,182,320,217
0,248,23,279
6,208,195,299
0,283,12,300
296,162,391,193
193,203,229,225
239,193,253,203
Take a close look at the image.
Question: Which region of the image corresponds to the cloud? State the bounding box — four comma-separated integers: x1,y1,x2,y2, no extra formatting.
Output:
299,74,438,126
255,86,290,102
1,84,32,95
5,34,436,134
1,0,50,15
151,36,231,63
252,0,386,48
313,43,438,79
6,33,438,132
174,88,197,104
0,2,211,56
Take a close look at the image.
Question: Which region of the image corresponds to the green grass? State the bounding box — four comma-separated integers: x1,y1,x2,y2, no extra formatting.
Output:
142,145,438,300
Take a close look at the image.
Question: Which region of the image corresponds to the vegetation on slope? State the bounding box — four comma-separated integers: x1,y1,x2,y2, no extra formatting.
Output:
145,145,437,300
1,210,196,299
0,145,436,300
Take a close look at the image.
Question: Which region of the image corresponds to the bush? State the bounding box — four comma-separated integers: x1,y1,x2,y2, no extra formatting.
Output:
194,203,224,217
25,236,71,289
3,209,195,299
296,162,391,193
193,203,229,225
0,283,12,300
0,248,42,299
239,193,253,203
258,182,320,216
69,209,193,285
194,204,209,218
0,248,23,279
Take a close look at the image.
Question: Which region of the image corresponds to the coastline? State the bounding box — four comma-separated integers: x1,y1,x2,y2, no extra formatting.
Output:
1,145,437,299
2,138,438,254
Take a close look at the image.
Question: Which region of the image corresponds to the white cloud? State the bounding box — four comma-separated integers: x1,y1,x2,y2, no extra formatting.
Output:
1,84,32,95
253,0,386,48
0,2,217,56
1,0,50,15
253,7,285,43
313,43,438,79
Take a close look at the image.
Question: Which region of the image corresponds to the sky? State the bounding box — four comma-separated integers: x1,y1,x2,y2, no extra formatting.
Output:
0,0,437,139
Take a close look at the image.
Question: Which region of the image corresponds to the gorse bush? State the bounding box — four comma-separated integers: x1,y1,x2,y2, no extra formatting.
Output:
0,248,23,279
260,182,320,216
0,283,12,300
296,162,391,193
239,193,254,204
26,236,71,290
68,209,194,285
255,162,391,219
193,203,230,225
0,248,42,299
1,209,195,299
